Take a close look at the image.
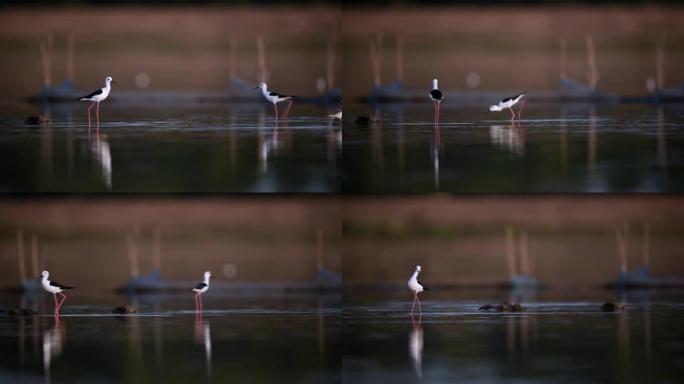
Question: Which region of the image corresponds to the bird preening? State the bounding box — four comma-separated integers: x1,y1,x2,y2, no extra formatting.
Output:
254,82,295,119
41,270,75,316
490,92,526,121
429,78,444,125
407,265,428,316
78,76,117,138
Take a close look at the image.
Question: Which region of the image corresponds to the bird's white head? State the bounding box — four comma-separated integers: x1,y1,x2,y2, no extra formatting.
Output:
416,265,422,272
204,271,212,280
42,270,49,278
489,104,503,112
432,79,438,90
255,82,267,90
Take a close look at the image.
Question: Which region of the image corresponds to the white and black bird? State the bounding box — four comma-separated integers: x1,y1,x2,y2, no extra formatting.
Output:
489,92,526,121
78,76,117,132
193,271,212,312
407,265,428,315
429,79,444,124
255,82,295,119
41,271,74,316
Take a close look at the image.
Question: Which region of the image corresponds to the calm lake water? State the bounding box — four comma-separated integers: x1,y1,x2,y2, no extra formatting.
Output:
0,293,341,384
0,103,341,193
342,103,684,193
343,291,684,383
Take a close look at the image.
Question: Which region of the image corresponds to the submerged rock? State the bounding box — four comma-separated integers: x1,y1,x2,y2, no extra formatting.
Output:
601,302,625,312
479,301,525,312
354,116,379,125
6,307,37,316
112,306,137,314
24,115,49,125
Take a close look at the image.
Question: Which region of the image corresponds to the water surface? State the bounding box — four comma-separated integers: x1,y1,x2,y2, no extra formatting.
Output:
0,103,341,192
343,291,684,383
343,103,684,193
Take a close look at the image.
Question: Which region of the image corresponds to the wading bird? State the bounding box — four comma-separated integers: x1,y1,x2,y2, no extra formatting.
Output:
193,271,212,313
78,76,116,133
255,82,295,119
407,265,428,315
41,271,74,316
429,79,444,124
489,92,526,121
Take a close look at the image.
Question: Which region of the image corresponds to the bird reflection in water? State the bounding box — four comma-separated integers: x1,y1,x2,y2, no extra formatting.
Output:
90,135,112,189
490,120,525,157
409,314,424,379
43,317,65,384
195,314,212,378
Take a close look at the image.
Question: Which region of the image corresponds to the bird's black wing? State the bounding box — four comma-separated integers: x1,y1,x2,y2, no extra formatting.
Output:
50,280,75,289
502,92,526,103
430,89,444,101
78,88,103,100
194,282,207,290
269,91,294,98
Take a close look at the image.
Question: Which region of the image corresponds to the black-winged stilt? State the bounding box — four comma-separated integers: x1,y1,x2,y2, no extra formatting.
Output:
255,82,294,119
490,92,526,121
407,265,427,315
429,79,444,124
41,271,74,316
78,76,116,134
193,271,211,312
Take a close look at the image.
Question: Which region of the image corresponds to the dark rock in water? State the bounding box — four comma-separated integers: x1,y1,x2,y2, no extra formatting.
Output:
25,115,49,125
479,304,495,310
495,301,525,312
601,302,625,312
355,116,379,125
6,307,37,316
112,306,137,314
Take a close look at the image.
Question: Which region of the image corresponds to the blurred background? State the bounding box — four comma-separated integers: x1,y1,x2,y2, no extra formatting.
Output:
0,2,341,99
342,196,684,292
342,3,684,99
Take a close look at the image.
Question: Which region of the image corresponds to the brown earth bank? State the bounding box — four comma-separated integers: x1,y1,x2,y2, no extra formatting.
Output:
0,198,341,290
340,195,684,288
342,6,684,97
0,7,341,98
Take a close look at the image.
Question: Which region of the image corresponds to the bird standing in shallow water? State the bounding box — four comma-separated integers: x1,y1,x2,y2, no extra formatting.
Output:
407,265,427,315
255,82,295,120
41,271,74,316
78,76,116,138
429,79,444,125
489,92,526,121
193,271,212,313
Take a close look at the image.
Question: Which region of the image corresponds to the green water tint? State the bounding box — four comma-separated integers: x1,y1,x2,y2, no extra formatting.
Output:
0,295,341,384
342,103,684,193
0,104,341,193
343,294,684,383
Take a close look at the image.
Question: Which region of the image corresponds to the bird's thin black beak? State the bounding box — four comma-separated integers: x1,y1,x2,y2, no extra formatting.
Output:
253,86,259,90
112,81,118,85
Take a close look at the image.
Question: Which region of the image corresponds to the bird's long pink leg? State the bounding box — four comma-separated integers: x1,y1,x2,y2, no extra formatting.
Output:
283,100,293,118
417,294,422,314
194,294,199,312
88,102,96,139
437,101,441,124
410,292,417,315
273,103,279,121
199,294,203,312
56,293,67,311
518,101,525,119
96,102,100,128
53,293,59,315
509,107,516,121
